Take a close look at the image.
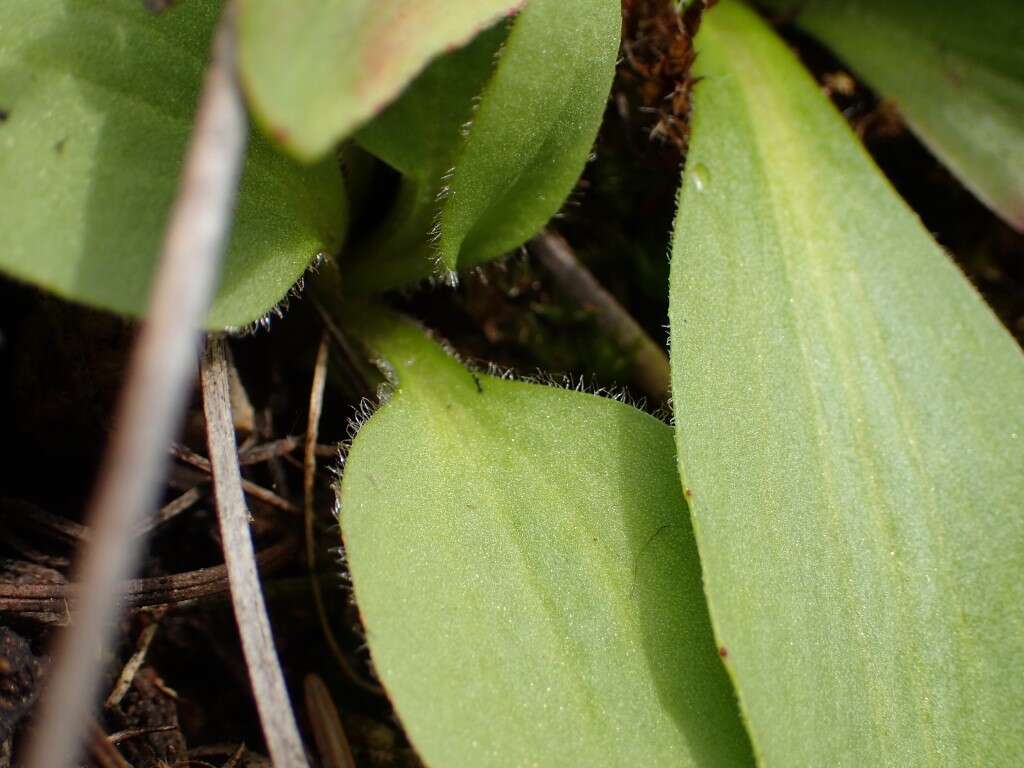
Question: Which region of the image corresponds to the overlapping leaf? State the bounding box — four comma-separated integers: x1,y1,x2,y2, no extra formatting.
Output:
669,1,1024,764
435,0,620,273
760,0,1024,230
337,309,753,768
345,0,620,293
345,25,507,293
236,0,522,162
0,0,346,328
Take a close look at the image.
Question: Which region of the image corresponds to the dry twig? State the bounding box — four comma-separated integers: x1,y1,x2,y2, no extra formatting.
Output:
302,336,379,692
238,435,302,465
171,444,300,514
105,608,166,709
86,720,133,768
201,336,309,768
0,537,296,620
136,486,207,536
304,674,357,768
106,724,179,744
23,5,249,767
304,322,385,695
224,742,249,768
529,230,672,402
0,499,90,544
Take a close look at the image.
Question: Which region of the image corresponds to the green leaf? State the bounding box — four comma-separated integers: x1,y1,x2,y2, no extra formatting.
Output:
0,0,346,329
343,25,507,294
669,2,1024,765
236,0,522,162
436,0,620,272
343,0,620,293
337,309,753,768
354,25,506,182
759,0,1024,231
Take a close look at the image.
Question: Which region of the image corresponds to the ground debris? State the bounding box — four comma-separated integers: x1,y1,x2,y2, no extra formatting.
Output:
0,626,44,741
619,0,701,151
107,666,188,767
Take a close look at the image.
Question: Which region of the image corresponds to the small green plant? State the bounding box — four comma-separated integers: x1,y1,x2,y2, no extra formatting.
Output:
1,0,1022,765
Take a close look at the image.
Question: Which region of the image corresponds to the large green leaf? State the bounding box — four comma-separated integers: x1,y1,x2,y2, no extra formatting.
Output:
236,0,522,162
337,309,753,767
0,0,346,329
669,1,1024,765
759,0,1024,231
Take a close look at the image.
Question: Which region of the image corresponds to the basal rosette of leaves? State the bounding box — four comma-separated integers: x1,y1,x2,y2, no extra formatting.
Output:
2,0,1022,762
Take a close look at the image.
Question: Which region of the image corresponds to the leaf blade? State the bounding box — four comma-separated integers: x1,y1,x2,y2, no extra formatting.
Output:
337,310,753,768
0,0,346,328
760,0,1024,230
342,25,507,293
343,0,620,292
669,1,1024,764
236,0,522,161
437,0,620,271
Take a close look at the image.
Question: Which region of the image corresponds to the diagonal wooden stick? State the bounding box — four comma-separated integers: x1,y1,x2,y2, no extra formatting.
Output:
202,336,309,768
22,5,248,767
529,230,671,403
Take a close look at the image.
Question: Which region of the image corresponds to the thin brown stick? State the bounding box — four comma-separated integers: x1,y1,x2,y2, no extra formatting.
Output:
136,486,207,536
0,537,296,618
529,230,672,403
106,608,165,708
2,531,71,569
304,674,357,768
86,721,133,768
239,437,338,463
238,435,302,464
23,6,248,768
303,331,383,696
0,498,91,543
304,335,329,567
106,724,178,744
224,742,249,768
302,337,351,677
188,743,251,760
201,336,309,768
168,464,214,490
312,298,377,396
171,444,300,514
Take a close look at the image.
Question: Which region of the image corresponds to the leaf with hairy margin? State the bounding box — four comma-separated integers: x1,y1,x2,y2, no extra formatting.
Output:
343,24,507,294
0,0,346,329
336,308,753,768
669,1,1024,764
436,0,620,274
343,0,619,293
759,0,1024,231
